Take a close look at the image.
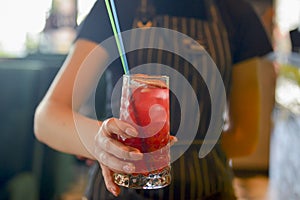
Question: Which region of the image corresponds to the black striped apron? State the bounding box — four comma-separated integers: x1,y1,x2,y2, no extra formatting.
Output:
85,0,236,199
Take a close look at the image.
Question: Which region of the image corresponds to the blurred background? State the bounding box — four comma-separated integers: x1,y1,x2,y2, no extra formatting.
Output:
0,0,299,199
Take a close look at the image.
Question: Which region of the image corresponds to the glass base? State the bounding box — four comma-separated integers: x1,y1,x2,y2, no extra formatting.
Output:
113,166,171,189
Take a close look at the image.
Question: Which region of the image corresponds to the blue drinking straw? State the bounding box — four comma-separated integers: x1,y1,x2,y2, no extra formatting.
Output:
105,0,129,74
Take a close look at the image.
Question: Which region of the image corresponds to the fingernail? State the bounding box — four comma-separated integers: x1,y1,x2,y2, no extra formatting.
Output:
129,151,143,160
111,187,118,196
123,164,135,173
171,137,178,143
125,128,138,137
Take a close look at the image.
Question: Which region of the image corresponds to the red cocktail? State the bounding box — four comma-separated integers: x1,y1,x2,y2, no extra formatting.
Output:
114,74,171,189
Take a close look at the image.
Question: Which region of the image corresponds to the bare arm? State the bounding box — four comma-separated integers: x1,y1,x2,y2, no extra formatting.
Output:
34,39,108,158
221,57,276,158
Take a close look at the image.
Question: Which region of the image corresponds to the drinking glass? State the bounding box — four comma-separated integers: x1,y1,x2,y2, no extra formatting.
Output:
114,74,171,189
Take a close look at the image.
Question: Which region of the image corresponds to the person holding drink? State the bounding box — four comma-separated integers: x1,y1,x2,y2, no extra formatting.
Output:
34,0,273,199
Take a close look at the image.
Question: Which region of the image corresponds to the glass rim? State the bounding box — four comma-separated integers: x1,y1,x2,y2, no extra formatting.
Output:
122,74,169,80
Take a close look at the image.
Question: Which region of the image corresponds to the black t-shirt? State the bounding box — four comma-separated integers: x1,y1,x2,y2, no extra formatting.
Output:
77,0,272,64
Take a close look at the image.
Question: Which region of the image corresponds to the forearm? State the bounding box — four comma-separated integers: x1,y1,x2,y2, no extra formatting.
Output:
33,39,110,159
34,99,101,159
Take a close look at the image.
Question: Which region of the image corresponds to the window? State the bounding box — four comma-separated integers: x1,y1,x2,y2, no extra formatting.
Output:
274,0,300,52
0,0,96,57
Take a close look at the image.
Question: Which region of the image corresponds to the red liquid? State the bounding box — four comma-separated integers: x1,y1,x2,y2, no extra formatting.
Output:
119,76,170,174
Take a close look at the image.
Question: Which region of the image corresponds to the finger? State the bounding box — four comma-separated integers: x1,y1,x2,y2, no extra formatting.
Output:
95,149,136,174
100,163,120,197
169,136,178,146
95,136,143,160
101,118,138,138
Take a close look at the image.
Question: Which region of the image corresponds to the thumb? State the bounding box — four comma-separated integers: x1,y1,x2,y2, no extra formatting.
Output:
100,163,121,197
